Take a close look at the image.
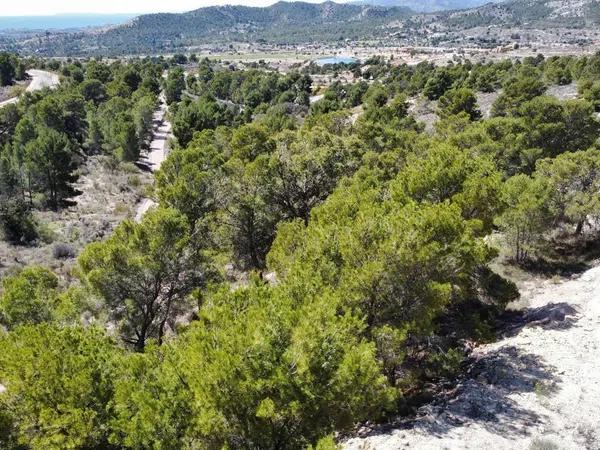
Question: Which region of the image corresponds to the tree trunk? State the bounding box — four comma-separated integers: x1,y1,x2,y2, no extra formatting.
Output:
575,219,584,236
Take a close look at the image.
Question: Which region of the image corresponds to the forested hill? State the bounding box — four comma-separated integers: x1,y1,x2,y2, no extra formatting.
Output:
5,0,600,56
29,1,412,56
439,0,600,29
351,0,505,13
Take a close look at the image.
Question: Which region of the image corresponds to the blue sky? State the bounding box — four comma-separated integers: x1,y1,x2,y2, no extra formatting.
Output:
2,0,340,16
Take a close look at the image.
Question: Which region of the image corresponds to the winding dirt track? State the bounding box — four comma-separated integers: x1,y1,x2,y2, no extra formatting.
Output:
345,263,600,450
0,70,60,108
134,94,172,222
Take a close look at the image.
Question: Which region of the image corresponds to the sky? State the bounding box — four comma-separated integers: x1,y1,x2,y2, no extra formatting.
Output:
1,0,338,16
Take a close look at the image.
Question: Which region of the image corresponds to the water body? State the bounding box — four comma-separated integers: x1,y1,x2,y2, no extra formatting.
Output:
314,56,358,66
0,14,137,31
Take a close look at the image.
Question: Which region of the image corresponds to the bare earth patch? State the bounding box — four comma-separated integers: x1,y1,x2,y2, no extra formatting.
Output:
409,97,438,133
546,83,579,101
477,91,501,118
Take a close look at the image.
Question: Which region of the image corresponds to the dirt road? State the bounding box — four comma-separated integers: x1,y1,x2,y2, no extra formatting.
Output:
135,94,172,222
0,70,60,108
345,262,600,450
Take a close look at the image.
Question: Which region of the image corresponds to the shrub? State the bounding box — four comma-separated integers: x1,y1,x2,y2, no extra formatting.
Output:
0,266,58,328
53,243,76,259
0,198,38,245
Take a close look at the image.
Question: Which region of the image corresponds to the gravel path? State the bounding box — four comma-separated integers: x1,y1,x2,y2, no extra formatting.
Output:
344,262,600,450
135,94,172,222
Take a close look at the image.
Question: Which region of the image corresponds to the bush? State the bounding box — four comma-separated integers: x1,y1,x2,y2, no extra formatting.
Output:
0,266,58,328
36,221,57,244
0,199,38,245
120,162,139,173
53,243,76,259
477,266,520,306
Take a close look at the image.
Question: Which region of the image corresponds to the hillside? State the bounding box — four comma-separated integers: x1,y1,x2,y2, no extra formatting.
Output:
403,0,600,48
352,0,505,13
441,0,600,29
4,0,600,56
18,1,412,56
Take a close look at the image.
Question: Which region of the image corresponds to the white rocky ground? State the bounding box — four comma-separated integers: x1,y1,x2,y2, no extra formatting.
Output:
345,262,600,450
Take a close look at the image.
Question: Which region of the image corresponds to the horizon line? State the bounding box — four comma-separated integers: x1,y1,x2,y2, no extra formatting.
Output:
0,0,350,18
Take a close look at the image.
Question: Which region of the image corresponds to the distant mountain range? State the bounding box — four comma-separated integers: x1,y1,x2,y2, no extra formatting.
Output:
9,1,413,55
1,0,599,56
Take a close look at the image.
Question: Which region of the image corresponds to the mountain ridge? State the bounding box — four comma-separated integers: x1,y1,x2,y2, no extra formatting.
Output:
3,0,599,56
350,0,506,13
17,1,414,55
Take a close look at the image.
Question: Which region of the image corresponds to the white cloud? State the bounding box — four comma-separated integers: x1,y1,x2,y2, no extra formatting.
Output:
2,0,338,16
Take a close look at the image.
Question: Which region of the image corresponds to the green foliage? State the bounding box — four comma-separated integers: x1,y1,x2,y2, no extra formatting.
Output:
544,56,573,85
270,178,493,336
536,149,600,234
391,144,503,232
424,347,464,380
2,52,599,450
168,283,395,448
0,52,16,86
0,198,38,245
80,78,107,104
311,435,342,450
78,207,209,351
437,87,481,120
516,97,599,160
24,127,77,209
86,60,112,83
108,346,194,449
476,266,520,306
579,80,600,111
423,68,454,100
0,59,161,224
495,174,552,262
469,96,599,176
156,129,226,223
0,103,21,147
216,155,279,269
172,96,236,147
132,94,156,146
267,128,356,224
0,266,58,328
0,325,119,449
492,69,546,116
230,123,275,161
164,67,186,105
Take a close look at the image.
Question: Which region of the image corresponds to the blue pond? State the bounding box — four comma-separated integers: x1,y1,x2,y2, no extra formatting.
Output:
314,56,358,66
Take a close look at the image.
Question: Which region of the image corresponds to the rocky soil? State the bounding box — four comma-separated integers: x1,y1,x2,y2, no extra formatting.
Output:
344,261,600,450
